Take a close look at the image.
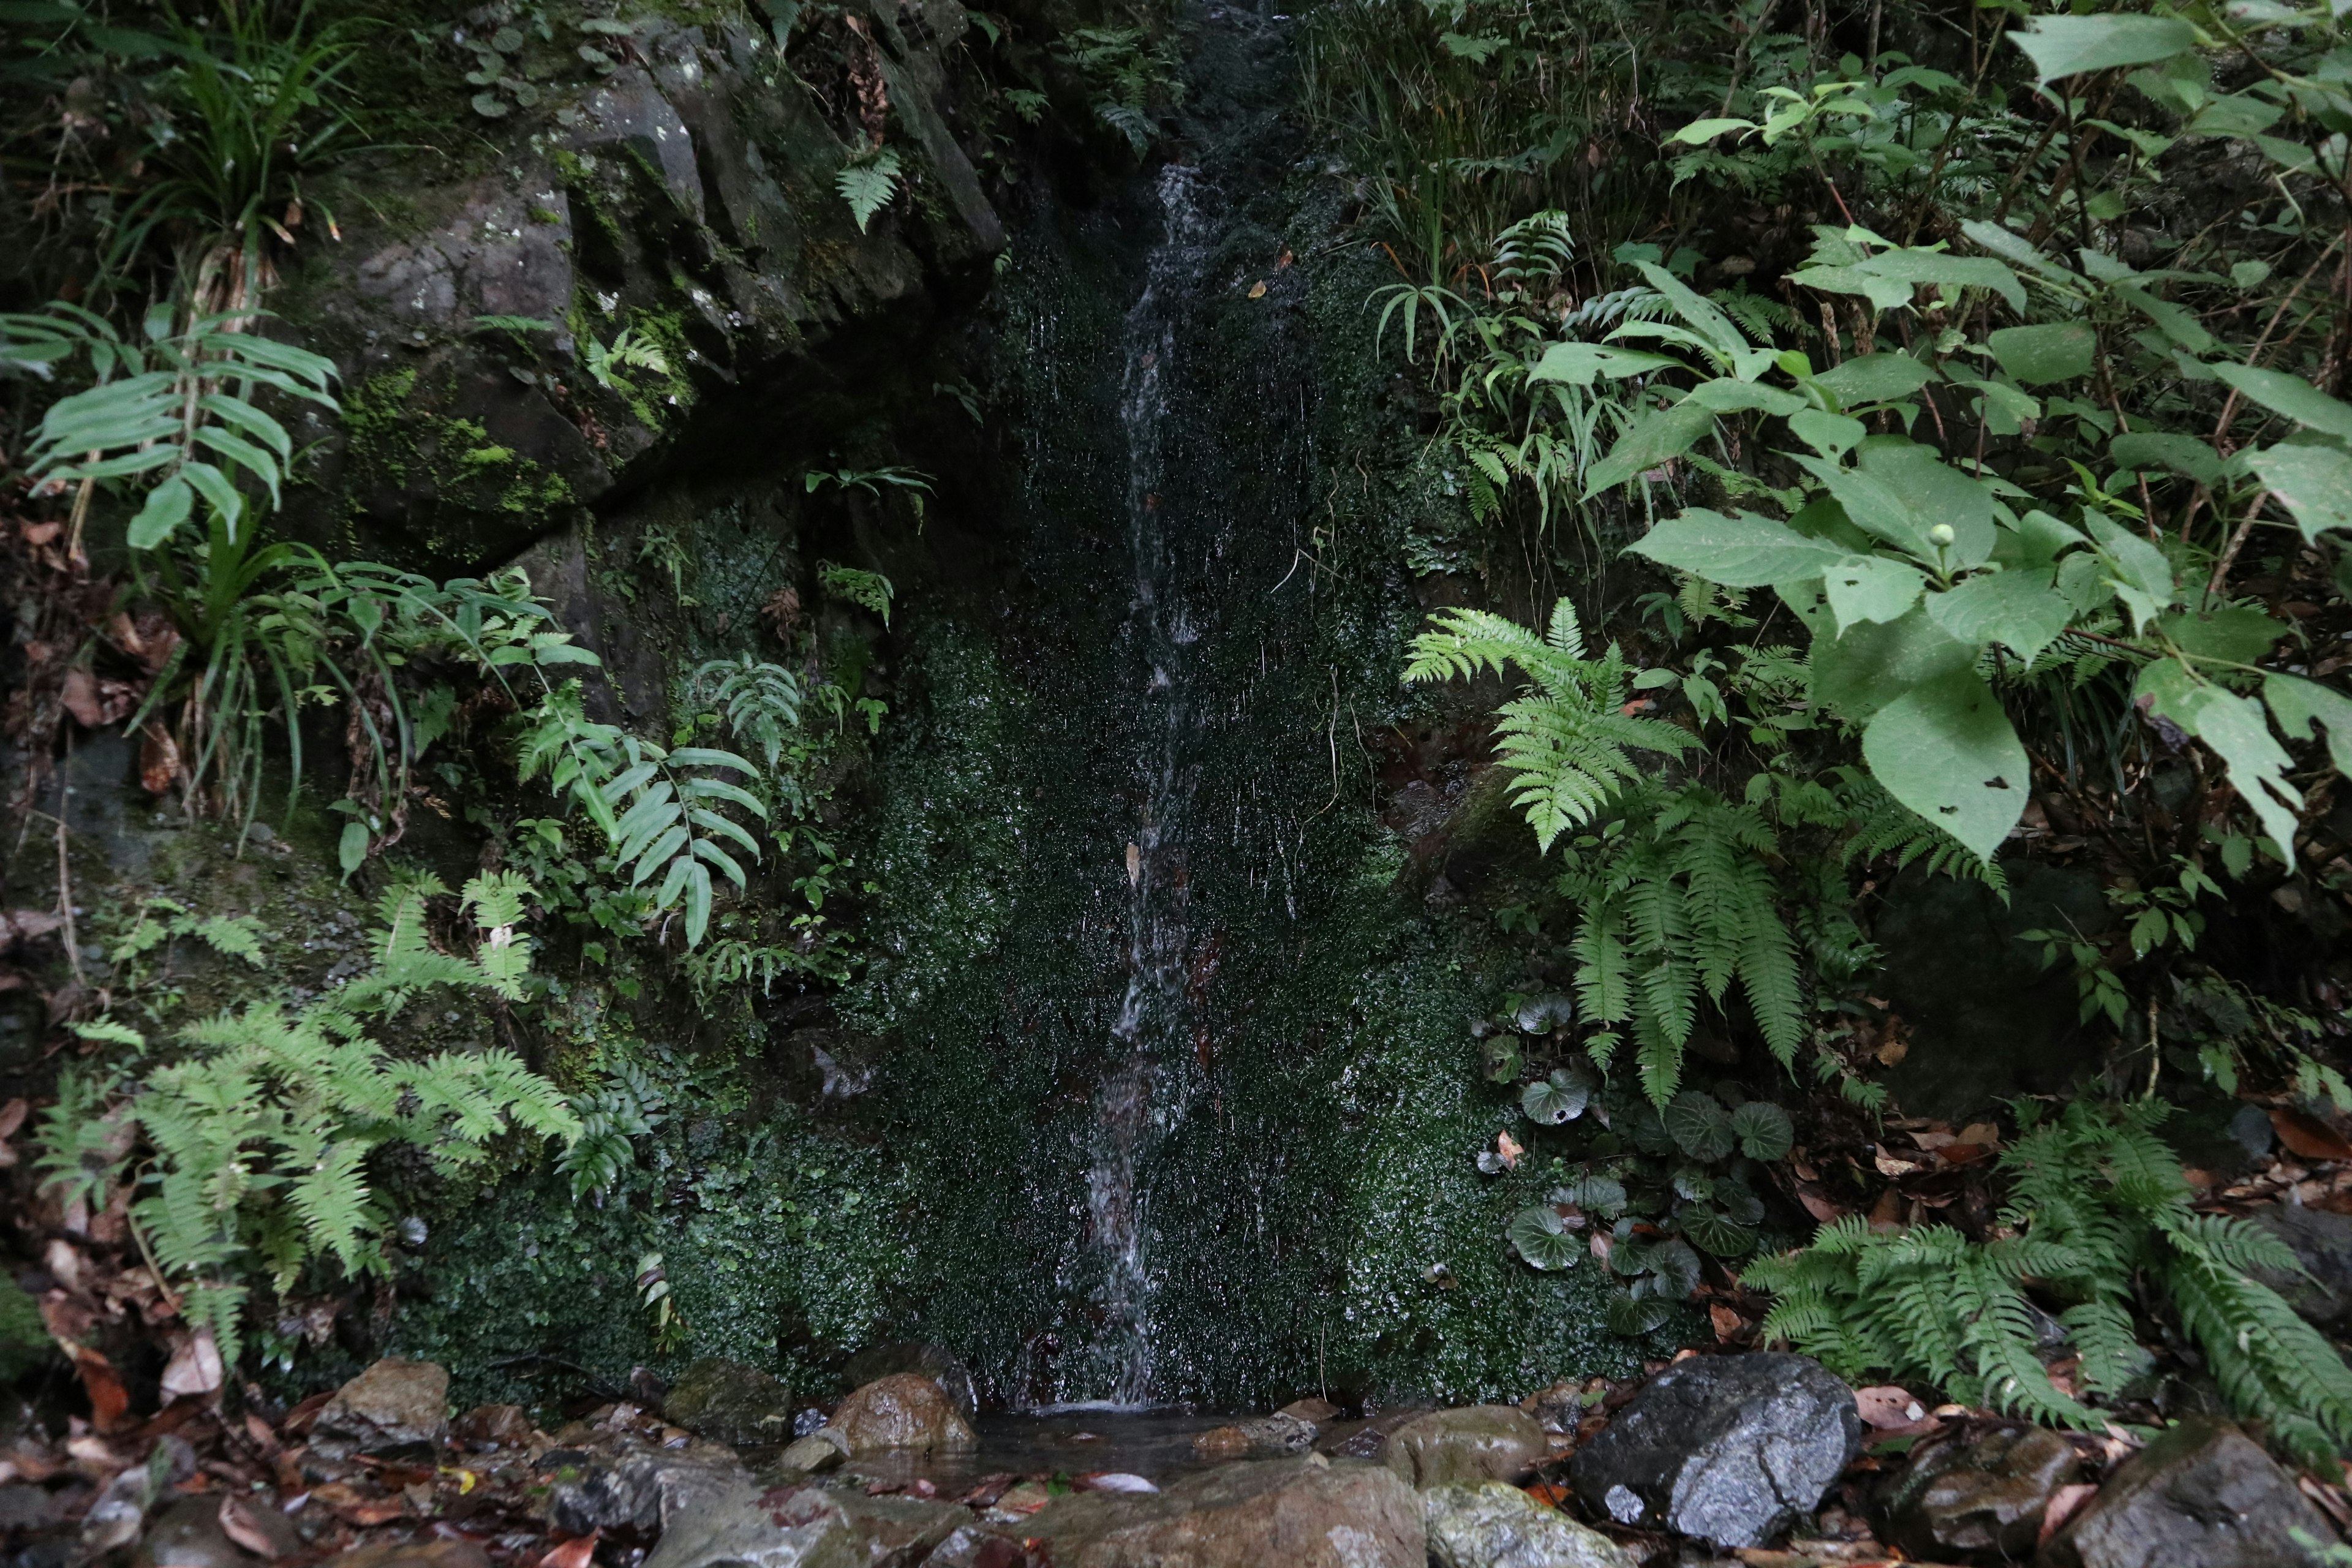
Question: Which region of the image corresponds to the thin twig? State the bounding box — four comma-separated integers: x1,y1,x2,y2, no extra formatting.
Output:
55,740,85,987
2204,489,2273,601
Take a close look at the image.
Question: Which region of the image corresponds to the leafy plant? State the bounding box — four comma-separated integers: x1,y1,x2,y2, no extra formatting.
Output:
1747,1100,2352,1463
837,147,903,233
584,327,671,395
36,873,579,1363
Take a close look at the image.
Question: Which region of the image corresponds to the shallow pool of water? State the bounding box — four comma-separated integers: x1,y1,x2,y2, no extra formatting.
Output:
831,1409,1241,1490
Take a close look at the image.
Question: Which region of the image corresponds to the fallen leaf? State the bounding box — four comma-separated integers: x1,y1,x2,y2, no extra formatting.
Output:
1853,1386,1927,1430
1709,1303,1743,1342
1873,1147,1929,1178
218,1494,286,1558
2037,1482,2098,1547
1524,1480,1572,1507
1125,843,1140,887
2272,1107,2352,1163
1495,1131,1523,1168
538,1531,600,1568
21,521,61,546
1956,1121,2001,1147
60,668,104,727
1868,1187,1906,1230
139,726,185,796
1246,281,1267,299
160,1328,224,1399
0,1099,26,1141
1275,246,1294,269
1795,1183,1846,1223
1940,1141,1992,1166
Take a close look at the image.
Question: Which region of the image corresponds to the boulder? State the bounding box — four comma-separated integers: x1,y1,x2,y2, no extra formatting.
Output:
323,1547,492,1568
1278,1397,1343,1425
826,1372,977,1455
1026,1455,1423,1568
1880,1425,2079,1562
2250,1200,2352,1335
778,1430,849,1472
1383,1406,1547,1489
662,1358,799,1448
1321,1408,1427,1461
1193,1411,1318,1460
537,1433,748,1535
135,1496,300,1568
643,1476,968,1568
310,1357,449,1457
2036,1417,2338,1568
1423,1481,1639,1568
1569,1352,1861,1549
841,1342,980,1420
1520,1379,1588,1436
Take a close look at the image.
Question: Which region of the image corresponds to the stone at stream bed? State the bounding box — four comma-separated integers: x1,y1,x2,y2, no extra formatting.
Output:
662,1358,798,1448
323,1543,494,1568
842,1342,980,1421
309,1357,448,1457
777,1430,849,1472
135,1495,304,1567
643,1476,971,1568
1570,1352,1861,1549
1382,1406,1548,1488
538,1432,748,1534
2035,1417,2338,1568
1880,1425,2079,1562
1026,1454,1424,1568
827,1373,978,1455
2249,1199,2352,1335
1520,1379,1588,1435
1192,1411,1318,1460
1423,1481,1639,1568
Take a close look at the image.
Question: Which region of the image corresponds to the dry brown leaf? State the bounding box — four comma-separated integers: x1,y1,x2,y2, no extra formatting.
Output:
160,1328,224,1400
2271,1107,2352,1163
1795,1183,1846,1223
537,1529,600,1568
2038,1482,2098,1547
1853,1386,1928,1430
217,1494,285,1558
1246,281,1267,299
1709,1303,1743,1342
60,667,103,727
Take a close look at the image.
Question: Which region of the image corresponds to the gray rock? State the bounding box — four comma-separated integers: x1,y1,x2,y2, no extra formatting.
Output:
1384,1406,1549,1489
1027,1455,1424,1568
2250,1199,2352,1335
663,1358,798,1448
311,1357,448,1457
643,1475,967,1568
1520,1379,1588,1436
137,1494,304,1567
778,1430,848,1472
1569,1352,1861,1549
1881,1425,2079,1562
538,1433,747,1535
2036,1417,2337,1568
1193,1411,1319,1460
840,1341,980,1420
1423,1481,1638,1568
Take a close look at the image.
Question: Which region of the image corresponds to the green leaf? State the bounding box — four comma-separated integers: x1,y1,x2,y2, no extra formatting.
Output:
1823,554,1926,633
2087,516,2179,633
1605,1291,1675,1336
2158,605,2283,666
1681,1207,1757,1258
129,476,193,549
1509,1205,1582,1270
1926,570,2074,665
2138,657,2302,860
2211,364,2352,442
1858,252,2024,313
1730,1100,1794,1161
2010,14,2198,83
1790,409,1866,456
1683,379,1807,417
2265,674,2352,777
1667,116,1760,145
1988,322,2096,386
1530,341,1681,386
836,149,903,234
1809,605,1976,720
1583,402,1717,496
1664,1090,1735,1161
1521,1069,1591,1126
1856,440,1997,567
1811,352,1937,409
1861,671,2029,862
2250,442,2352,543
1628,508,1850,587
1788,264,1917,312
1647,1238,1705,1297
338,821,370,879
2110,432,2226,485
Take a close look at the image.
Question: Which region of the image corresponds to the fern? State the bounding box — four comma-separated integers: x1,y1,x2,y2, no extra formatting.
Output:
1745,1099,2352,1461
37,880,579,1366
1406,600,1695,849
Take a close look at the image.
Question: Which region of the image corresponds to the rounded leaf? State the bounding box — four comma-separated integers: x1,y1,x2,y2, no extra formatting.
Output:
1730,1100,1794,1162
1861,671,2029,863
472,91,512,118
1521,1068,1591,1126
1508,1205,1581,1271
1516,991,1576,1035
1482,1036,1523,1084
1553,1173,1627,1215
1665,1090,1735,1163
1647,1238,1705,1298
1605,1291,1675,1336
1680,1207,1758,1259
1670,1164,1716,1202
1622,1101,1678,1157
491,24,524,51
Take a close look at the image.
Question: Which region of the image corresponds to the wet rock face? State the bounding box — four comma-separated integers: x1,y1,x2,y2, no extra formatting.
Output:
538,1434,747,1536
827,1373,978,1455
1382,1406,1548,1489
1026,1455,1424,1568
661,1359,797,1449
1422,1481,1638,1568
311,1358,449,1457
1569,1352,1861,1549
2036,1418,2339,1568
1880,1425,2079,1562
2250,1200,2352,1334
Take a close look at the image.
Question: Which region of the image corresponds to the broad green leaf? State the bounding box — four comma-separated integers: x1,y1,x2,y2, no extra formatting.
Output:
1584,402,1716,495
1680,1208,1757,1258
2187,92,2285,138
2265,673,2352,777
1529,341,1681,386
1683,379,1807,417
1811,352,1937,408
1926,570,2074,664
1667,116,1759,145
338,821,370,879
2011,14,2198,83
1823,554,1926,633
1988,322,2096,385
2110,431,2226,484
1855,252,2024,312
2250,441,2352,542
1647,1238,1704,1297
1729,1101,1794,1161
1521,1068,1591,1125
2087,516,2179,632
1801,461,1936,559
2212,363,2352,442
1787,264,1917,312
1630,261,1749,359
2158,605,2284,666
1627,508,1850,586
129,475,192,549
1789,409,1866,456
2138,657,2302,859
1863,671,2028,862
1856,440,1997,567
1810,604,1976,719
1959,221,2078,287
1509,1205,1581,1270
1665,1090,1735,1161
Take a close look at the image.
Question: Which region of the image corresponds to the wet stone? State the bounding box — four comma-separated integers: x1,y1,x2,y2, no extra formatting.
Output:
2036,1417,2339,1568
1569,1352,1861,1549
1192,1411,1318,1461
311,1358,449,1458
2249,1199,2352,1335
1880,1425,2079,1562
538,1434,747,1536
1423,1481,1639,1568
1027,1454,1424,1568
1382,1406,1547,1489
841,1343,981,1422
827,1373,977,1455
662,1358,798,1449
323,1543,494,1568
643,1476,968,1568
